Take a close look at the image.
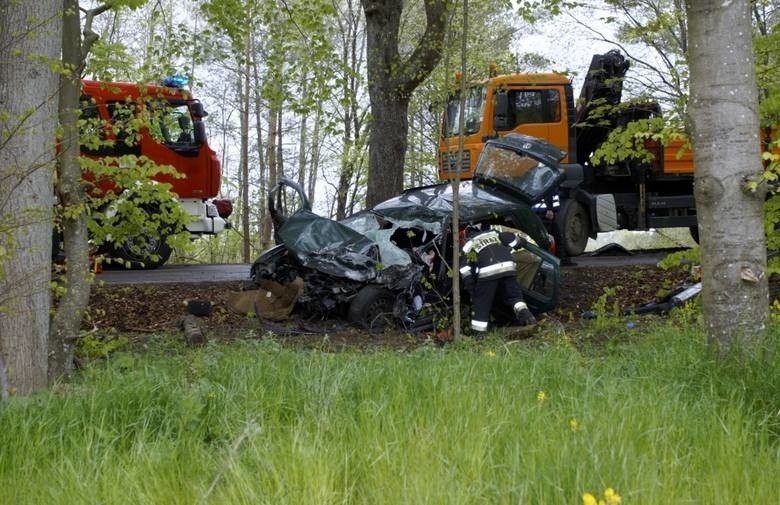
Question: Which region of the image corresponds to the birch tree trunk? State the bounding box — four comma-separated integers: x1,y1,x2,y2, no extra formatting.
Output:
0,0,62,395
686,0,768,351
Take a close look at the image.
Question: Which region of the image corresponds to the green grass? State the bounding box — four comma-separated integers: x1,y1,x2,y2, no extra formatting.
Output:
1,320,779,504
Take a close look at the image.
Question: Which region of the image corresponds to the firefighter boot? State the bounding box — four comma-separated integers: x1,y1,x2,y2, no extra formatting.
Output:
514,302,537,327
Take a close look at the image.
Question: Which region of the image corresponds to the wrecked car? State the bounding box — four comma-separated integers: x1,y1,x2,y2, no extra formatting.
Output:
250,133,565,330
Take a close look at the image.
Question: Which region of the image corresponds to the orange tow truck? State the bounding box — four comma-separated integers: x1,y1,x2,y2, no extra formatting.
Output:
438,51,699,256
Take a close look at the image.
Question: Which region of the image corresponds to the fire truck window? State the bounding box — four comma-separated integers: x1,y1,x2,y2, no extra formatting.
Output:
107,101,141,155
507,90,561,126
148,101,197,148
79,95,108,155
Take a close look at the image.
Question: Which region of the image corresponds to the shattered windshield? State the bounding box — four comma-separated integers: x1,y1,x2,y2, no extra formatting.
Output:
341,212,443,268
444,85,486,136
474,143,562,204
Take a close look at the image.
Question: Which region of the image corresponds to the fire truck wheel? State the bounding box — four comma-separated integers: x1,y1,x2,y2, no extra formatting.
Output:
557,199,590,257
115,234,172,270
348,285,395,331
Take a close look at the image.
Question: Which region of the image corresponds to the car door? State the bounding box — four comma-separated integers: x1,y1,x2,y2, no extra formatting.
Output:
473,134,566,206
268,178,311,243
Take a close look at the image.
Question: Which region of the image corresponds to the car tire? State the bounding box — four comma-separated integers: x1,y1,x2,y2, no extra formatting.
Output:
114,234,172,270
556,199,590,257
347,285,396,331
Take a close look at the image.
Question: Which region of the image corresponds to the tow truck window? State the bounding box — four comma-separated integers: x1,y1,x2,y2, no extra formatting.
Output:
444,86,486,136
507,90,560,126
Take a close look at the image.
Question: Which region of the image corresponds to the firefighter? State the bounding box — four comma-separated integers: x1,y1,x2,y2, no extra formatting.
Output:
459,223,537,336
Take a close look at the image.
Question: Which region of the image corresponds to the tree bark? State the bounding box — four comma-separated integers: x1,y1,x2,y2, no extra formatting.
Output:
0,0,62,395
266,104,281,232
361,0,449,207
240,34,251,263
251,37,270,248
49,0,92,383
307,109,322,207
686,0,768,351
336,2,366,219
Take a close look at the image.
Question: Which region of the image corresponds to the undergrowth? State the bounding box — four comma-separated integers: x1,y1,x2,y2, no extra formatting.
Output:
1,315,778,504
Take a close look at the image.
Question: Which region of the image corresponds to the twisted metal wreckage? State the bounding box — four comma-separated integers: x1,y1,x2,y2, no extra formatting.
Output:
234,134,564,333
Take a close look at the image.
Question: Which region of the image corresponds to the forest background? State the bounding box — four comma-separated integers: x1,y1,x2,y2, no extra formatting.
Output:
79,0,684,264
0,0,775,395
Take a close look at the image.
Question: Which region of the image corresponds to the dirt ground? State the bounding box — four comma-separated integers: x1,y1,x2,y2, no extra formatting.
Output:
84,262,697,350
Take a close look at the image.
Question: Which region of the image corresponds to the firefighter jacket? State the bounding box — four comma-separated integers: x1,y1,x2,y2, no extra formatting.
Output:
459,226,527,283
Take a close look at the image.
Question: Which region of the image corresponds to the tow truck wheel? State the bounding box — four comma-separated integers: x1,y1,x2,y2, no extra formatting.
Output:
348,285,396,331
114,234,172,270
557,199,590,257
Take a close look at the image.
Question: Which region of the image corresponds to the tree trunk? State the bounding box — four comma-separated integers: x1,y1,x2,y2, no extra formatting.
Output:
361,0,449,207
297,109,309,191
240,34,252,263
365,96,410,205
307,109,322,207
251,38,270,249
49,0,92,383
686,0,768,351
0,0,61,395
265,104,280,238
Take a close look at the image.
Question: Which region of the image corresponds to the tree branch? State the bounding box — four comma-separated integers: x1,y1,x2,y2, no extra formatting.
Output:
395,0,450,98
80,3,112,71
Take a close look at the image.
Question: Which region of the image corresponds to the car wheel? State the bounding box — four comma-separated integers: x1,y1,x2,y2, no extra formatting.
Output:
114,234,172,270
557,199,590,257
348,285,396,331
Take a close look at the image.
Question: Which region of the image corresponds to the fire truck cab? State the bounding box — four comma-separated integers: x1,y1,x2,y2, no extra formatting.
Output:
78,78,231,267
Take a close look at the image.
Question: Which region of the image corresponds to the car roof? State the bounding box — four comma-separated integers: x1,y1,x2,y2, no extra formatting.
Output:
372,180,529,223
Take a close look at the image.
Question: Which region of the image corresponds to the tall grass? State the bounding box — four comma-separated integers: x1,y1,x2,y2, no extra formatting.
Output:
1,321,779,504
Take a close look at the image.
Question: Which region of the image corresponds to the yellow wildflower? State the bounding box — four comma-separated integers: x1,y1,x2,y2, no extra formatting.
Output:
604,488,621,504
536,390,547,403
582,493,597,505
569,418,579,432
484,350,496,358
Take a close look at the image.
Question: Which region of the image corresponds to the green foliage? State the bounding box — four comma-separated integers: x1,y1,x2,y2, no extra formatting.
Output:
0,223,14,283
590,111,688,166
1,327,779,503
657,247,700,273
76,333,130,360
583,286,622,333
85,40,137,81
515,0,575,22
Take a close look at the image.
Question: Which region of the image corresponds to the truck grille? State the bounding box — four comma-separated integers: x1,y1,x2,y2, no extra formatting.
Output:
441,150,470,173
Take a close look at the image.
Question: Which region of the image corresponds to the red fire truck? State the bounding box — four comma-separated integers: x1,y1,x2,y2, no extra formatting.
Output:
76,77,231,268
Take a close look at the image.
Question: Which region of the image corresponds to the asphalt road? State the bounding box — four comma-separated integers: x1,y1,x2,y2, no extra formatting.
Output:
98,263,254,285
96,250,676,285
